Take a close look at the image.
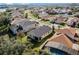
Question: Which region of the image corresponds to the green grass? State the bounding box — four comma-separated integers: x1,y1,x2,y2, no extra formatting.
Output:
2,34,9,41
0,26,9,32
0,25,6,30
28,12,38,19
41,21,51,25
21,36,28,44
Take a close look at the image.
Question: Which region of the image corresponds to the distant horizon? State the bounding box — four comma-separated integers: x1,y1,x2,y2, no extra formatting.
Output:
0,3,79,9
0,0,78,3
0,3,77,4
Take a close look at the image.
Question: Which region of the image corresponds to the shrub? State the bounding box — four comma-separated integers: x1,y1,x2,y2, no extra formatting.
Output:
60,23,65,26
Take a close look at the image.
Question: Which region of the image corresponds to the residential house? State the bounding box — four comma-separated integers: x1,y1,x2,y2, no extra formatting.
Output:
27,25,52,42
67,17,79,27
39,15,55,21
45,34,79,55
38,12,48,19
46,8,72,14
10,19,38,34
10,18,28,25
52,16,67,24
51,24,60,30
56,27,79,42
11,10,24,20
57,8,72,14
46,9,57,14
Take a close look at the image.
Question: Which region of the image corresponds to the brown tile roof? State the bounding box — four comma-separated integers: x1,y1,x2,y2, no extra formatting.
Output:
57,27,76,36
68,17,79,22
56,16,66,20
40,15,55,20
68,28,76,35
48,34,73,48
45,41,79,55
53,16,67,23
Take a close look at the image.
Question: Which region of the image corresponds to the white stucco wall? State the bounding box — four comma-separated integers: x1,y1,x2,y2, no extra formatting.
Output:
72,44,79,51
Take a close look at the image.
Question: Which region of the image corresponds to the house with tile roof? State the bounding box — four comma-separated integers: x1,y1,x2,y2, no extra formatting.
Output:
52,16,67,24
45,34,79,55
48,34,73,48
11,10,23,17
10,9,25,22
56,27,79,42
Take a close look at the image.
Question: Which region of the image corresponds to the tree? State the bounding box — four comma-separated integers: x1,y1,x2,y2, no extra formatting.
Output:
24,13,28,18
76,23,79,28
60,23,65,26
74,14,79,18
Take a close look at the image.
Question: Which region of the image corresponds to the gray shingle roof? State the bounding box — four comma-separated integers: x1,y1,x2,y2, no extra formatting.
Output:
11,19,38,33
29,25,52,37
18,20,37,27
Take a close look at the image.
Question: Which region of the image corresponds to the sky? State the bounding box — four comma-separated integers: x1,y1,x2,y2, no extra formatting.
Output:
0,0,79,3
